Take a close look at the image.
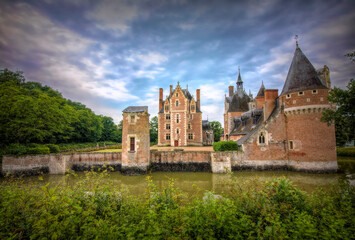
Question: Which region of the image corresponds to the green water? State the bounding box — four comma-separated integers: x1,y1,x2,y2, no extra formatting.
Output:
2,157,354,195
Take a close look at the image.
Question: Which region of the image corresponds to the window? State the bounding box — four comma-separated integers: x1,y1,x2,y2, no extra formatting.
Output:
131,115,135,122
176,128,179,134
286,94,291,99
188,123,191,129
259,132,265,144
188,133,193,140
176,114,179,123
165,105,169,111
289,140,294,150
312,90,318,94
130,137,135,151
166,114,170,120
320,97,324,101
166,124,170,130
166,133,170,140
176,93,178,97
298,91,304,96
190,114,193,120
307,98,310,102
191,105,195,111
176,100,179,107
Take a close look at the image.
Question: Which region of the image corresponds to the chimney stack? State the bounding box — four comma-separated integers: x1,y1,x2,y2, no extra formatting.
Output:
170,85,173,95
228,86,234,97
159,88,163,111
263,89,278,122
196,89,200,110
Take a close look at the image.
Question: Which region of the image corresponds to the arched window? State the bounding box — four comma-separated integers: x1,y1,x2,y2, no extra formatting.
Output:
259,132,265,144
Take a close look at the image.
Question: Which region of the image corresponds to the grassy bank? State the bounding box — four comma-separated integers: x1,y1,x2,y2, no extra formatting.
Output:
337,147,355,157
0,172,354,239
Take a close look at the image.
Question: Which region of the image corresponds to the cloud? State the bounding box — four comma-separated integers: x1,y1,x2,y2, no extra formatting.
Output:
126,51,168,67
87,0,138,33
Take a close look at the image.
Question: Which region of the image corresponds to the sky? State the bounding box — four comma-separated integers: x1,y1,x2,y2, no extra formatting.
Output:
1,0,354,123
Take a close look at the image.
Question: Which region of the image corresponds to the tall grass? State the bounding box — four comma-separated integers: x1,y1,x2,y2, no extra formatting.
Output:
0,171,354,239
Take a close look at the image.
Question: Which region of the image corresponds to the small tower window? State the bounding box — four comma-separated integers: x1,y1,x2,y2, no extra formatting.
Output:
259,132,265,144
165,105,169,111
176,100,179,107
188,133,193,140
190,114,193,119
166,124,170,130
176,128,179,134
191,105,195,111
176,114,180,123
188,123,191,129
289,140,294,150
176,93,178,97
131,115,135,122
166,133,170,140
166,114,170,120
130,137,135,151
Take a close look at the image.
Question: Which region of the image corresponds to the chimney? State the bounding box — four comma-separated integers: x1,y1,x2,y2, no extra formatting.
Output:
228,86,234,97
159,88,163,111
196,89,200,110
263,89,278,122
170,85,173,95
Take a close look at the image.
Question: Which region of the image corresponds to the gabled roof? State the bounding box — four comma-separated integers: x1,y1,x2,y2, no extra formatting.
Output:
158,86,201,113
123,106,148,113
228,94,250,112
280,46,327,96
256,81,265,97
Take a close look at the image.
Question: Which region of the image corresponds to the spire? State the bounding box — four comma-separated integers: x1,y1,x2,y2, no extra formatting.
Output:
237,66,243,84
256,80,265,97
295,35,299,49
281,44,327,96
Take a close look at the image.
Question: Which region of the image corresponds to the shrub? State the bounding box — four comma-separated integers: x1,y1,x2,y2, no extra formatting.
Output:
337,147,355,157
3,143,29,155
27,146,50,155
213,141,239,152
46,144,60,153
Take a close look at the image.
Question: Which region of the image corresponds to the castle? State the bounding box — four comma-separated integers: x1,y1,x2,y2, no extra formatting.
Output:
221,42,337,171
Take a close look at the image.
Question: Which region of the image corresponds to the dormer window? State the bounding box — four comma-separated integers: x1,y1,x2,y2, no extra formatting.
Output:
286,94,291,99
176,100,179,107
298,91,304,96
191,105,195,111
176,93,178,97
165,105,169,111
312,90,318,94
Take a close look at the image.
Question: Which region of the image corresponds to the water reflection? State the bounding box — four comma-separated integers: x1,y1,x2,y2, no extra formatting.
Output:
2,157,354,195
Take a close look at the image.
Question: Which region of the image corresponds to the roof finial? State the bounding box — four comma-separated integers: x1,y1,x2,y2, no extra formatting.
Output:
177,81,180,86
186,84,188,90
295,35,299,48
207,115,208,121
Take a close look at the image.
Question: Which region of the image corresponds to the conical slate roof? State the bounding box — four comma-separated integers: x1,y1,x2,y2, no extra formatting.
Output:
256,81,265,97
281,46,327,96
237,71,243,83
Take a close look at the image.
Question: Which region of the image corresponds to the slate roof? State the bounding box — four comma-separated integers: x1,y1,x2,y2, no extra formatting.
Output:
256,81,265,97
237,71,243,83
123,106,148,113
202,120,212,130
228,94,250,112
280,46,327,96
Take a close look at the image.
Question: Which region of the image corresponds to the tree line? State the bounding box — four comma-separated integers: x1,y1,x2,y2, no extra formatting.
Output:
0,69,121,147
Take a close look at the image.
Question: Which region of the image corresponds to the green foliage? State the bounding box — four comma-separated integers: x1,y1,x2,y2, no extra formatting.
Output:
0,176,354,239
213,140,239,151
210,121,223,142
337,147,355,157
150,116,158,144
46,144,60,153
0,68,122,147
27,146,50,154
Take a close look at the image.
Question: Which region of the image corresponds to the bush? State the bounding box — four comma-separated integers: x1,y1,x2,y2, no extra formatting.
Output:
3,143,29,155
27,146,50,155
46,144,60,153
213,141,239,152
337,147,355,157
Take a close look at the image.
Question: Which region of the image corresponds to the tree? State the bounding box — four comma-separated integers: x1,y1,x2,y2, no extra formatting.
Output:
100,116,120,142
321,79,355,146
210,121,223,142
149,116,158,144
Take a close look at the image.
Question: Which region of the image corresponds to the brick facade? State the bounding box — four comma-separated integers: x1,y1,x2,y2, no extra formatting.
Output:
158,83,203,146
122,107,150,173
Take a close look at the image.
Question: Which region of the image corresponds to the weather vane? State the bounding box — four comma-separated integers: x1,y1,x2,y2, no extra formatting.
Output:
295,35,299,48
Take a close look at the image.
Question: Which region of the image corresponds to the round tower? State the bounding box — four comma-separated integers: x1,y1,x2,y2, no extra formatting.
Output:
280,44,337,171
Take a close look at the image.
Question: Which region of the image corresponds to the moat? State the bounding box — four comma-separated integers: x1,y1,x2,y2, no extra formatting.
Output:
2,156,354,195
